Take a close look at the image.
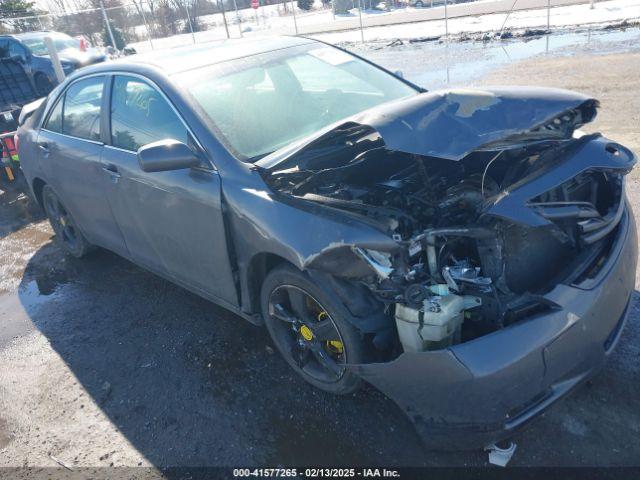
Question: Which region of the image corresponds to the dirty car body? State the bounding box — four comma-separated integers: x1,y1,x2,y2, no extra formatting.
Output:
17,37,637,449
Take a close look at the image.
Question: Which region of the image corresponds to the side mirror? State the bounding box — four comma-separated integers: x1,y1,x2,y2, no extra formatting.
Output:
137,139,200,173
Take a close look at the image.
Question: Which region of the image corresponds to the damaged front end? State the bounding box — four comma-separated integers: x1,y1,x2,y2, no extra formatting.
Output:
257,87,637,447
259,87,634,354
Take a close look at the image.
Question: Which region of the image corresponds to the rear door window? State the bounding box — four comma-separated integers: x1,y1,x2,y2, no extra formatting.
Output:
110,75,188,151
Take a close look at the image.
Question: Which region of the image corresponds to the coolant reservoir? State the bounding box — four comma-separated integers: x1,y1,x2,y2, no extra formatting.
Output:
395,286,481,352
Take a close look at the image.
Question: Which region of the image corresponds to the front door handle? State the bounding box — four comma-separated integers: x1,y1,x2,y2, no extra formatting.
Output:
102,164,121,182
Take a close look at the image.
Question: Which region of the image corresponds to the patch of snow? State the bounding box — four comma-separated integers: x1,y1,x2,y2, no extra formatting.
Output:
127,0,640,52
312,0,640,43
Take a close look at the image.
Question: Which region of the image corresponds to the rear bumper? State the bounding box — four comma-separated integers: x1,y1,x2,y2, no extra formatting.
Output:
351,204,637,450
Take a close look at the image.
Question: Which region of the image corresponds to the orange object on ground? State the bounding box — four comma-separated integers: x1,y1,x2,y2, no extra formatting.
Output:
3,165,14,181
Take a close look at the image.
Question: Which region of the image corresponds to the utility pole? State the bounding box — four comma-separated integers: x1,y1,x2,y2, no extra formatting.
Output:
499,0,518,36
218,0,230,39
289,0,298,35
232,0,243,37
182,0,196,43
444,0,448,37
99,0,117,49
358,0,364,43
138,6,154,49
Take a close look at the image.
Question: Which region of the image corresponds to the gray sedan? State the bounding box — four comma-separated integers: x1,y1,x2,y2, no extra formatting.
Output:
16,36,637,449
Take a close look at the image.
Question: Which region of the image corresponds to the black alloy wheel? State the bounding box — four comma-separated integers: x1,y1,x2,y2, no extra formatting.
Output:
42,185,93,258
261,265,365,394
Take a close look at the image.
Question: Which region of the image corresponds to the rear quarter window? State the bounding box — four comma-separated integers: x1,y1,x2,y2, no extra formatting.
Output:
62,77,104,141
44,97,63,133
43,76,104,141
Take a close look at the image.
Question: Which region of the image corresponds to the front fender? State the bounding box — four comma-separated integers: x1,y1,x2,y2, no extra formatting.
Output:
223,170,399,313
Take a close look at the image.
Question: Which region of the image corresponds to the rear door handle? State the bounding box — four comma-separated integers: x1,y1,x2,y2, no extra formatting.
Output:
38,142,49,156
102,163,121,182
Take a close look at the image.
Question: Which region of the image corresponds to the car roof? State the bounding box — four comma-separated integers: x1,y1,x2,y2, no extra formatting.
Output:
87,36,318,76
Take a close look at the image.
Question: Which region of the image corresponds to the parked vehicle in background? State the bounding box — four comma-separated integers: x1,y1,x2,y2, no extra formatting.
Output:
409,0,450,7
122,45,138,56
0,31,107,96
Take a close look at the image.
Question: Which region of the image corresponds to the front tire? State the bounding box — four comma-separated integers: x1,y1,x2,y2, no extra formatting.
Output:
260,265,365,395
42,185,93,258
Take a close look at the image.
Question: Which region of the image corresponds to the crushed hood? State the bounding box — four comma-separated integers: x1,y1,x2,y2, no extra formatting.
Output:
257,86,598,169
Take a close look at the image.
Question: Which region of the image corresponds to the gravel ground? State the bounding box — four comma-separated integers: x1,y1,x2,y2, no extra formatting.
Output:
0,45,639,470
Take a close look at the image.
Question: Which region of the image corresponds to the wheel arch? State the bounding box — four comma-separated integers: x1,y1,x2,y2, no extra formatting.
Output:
32,177,47,209
245,252,298,315
244,252,392,349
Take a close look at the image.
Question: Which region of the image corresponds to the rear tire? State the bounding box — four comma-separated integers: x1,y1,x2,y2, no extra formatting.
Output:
260,265,365,395
42,185,93,258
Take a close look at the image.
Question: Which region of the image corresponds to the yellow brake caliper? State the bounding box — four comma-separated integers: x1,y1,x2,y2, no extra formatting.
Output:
317,311,344,355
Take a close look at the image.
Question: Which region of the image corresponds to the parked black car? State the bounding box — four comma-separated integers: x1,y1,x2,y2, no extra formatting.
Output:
0,31,107,96
16,37,637,449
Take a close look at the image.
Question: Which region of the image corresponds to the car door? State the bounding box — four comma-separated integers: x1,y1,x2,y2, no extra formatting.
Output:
8,40,31,74
100,74,238,306
37,75,128,254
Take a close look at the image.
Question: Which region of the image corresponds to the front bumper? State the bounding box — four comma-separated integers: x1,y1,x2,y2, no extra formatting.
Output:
350,204,637,450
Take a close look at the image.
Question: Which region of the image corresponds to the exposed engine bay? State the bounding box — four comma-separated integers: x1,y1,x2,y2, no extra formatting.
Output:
258,90,636,356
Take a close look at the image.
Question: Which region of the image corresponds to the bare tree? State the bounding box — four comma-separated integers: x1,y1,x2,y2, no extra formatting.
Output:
44,0,68,14
132,0,156,38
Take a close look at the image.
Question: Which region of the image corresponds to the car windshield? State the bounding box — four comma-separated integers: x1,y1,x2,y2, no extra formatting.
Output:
172,44,417,161
22,34,79,56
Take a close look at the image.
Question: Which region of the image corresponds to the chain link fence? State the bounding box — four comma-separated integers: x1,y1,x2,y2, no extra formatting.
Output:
1,0,339,52
0,0,609,53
